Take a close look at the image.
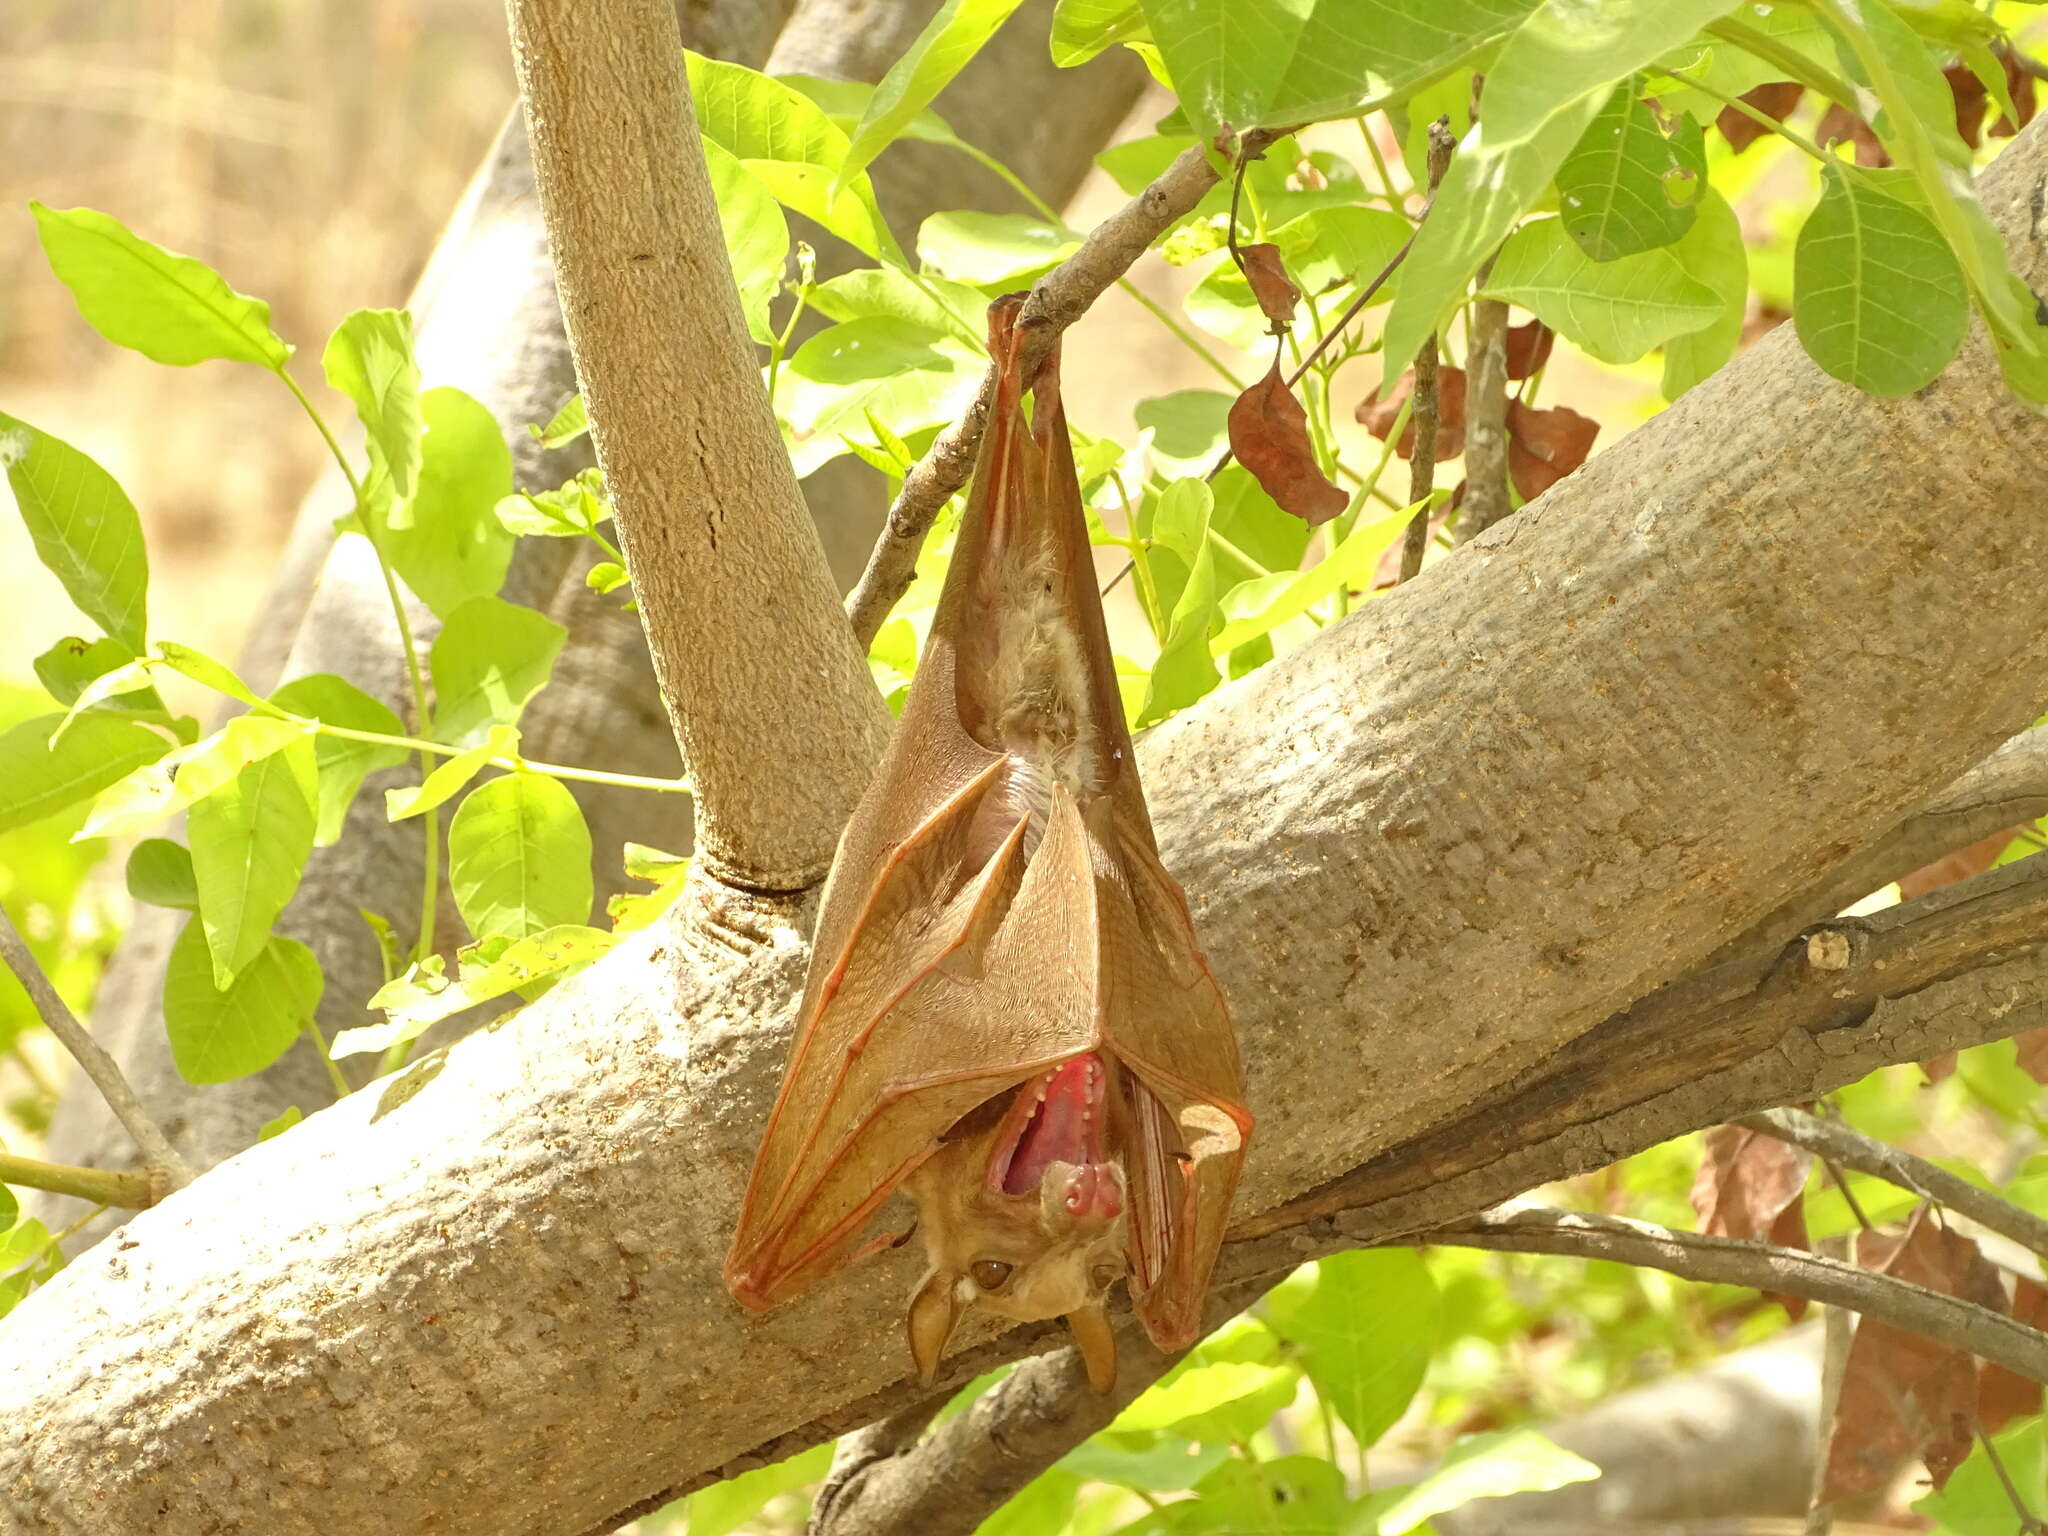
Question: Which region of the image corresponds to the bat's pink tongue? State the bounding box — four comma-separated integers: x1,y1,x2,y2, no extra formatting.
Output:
1003,1055,1116,1222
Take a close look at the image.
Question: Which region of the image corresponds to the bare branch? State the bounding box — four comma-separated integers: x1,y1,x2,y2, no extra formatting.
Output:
0,903,190,1193
844,135,1278,648
1743,1106,2048,1262
507,0,888,893
1420,1208,2048,1383
1458,293,1511,539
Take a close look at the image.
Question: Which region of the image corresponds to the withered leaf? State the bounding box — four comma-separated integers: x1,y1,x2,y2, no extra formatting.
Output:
1946,62,1990,149
1239,242,1301,332
1505,400,1599,500
1717,81,1804,154
1816,103,1889,167
1823,1207,2008,1499
2014,1026,2048,1085
1979,1275,2048,1433
1231,364,1349,526
1693,1124,1813,1320
1504,320,1555,381
1356,366,1467,461
1898,827,2026,900
1991,50,2039,139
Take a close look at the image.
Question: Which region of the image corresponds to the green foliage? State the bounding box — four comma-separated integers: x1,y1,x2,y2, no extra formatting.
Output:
447,773,595,945
1554,84,1706,260
1265,1250,1441,1450
187,735,317,988
324,308,424,513
162,919,322,1084
838,0,1029,188
383,388,517,619
0,411,149,654
1483,217,1722,363
427,597,567,746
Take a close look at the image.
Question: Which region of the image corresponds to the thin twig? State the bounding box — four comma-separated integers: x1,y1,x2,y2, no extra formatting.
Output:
1400,119,1456,584
1821,1156,1873,1232
1420,1208,2048,1383
1457,290,1511,540
1978,1427,2048,1534
0,902,191,1193
1744,1105,2048,1260
0,1150,153,1209
844,132,1283,649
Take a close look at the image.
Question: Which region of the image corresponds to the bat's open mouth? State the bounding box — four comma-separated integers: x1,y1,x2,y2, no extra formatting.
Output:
988,1054,1122,1226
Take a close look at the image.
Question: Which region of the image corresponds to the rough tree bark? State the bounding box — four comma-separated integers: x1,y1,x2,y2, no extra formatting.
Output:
3,94,2046,1536
34,0,1140,1195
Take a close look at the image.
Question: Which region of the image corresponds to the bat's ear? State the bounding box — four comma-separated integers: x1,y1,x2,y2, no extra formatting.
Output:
907,1268,964,1385
1064,1301,1118,1393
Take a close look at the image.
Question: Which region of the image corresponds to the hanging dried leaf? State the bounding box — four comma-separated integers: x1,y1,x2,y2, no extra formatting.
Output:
1990,50,2038,139
1823,1207,2009,1499
1979,1276,2048,1432
1357,367,1467,461
1239,242,1301,332
2014,1026,2048,1085
1505,400,1599,499
1716,81,1804,153
1693,1124,1813,1320
1231,364,1348,526
1816,104,1889,167
1946,62,1990,149
1922,1051,1958,1084
1504,320,1555,381
1898,827,2026,900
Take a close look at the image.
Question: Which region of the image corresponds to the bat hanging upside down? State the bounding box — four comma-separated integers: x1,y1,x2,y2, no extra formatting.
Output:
724,294,1251,1392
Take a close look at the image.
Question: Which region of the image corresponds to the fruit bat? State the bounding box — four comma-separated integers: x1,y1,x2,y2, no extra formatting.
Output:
724,294,1251,1392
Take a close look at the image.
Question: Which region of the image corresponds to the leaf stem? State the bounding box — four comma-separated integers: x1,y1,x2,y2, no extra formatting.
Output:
1662,63,1833,164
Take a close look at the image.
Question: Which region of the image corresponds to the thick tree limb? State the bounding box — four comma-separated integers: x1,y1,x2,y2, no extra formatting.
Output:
1741,1106,2048,1261
844,135,1273,646
508,0,888,893
6,93,2048,1536
1421,1209,2048,1382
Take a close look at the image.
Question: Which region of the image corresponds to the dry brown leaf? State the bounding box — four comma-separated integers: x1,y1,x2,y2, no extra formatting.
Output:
1504,320,1555,381
1692,1125,1813,1244
1979,1275,2048,1433
1946,61,1991,149
1231,364,1348,526
1506,400,1599,500
1356,367,1467,461
1239,243,1301,332
2014,1026,2048,1085
1898,827,2025,900
1922,1051,1959,1084
1717,81,1805,153
1823,1207,2008,1499
1990,51,2039,139
1816,103,1890,167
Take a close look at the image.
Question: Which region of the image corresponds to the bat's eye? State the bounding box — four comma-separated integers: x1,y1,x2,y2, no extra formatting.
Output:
1090,1263,1120,1291
970,1259,1015,1292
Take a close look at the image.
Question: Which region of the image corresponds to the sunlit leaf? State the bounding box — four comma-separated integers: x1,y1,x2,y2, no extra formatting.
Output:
1482,217,1721,363
1555,83,1706,260
162,919,322,1084
0,711,169,836
188,733,317,986
1374,1429,1602,1533
323,308,423,513
428,597,567,746
839,0,1029,188
125,837,197,910
269,673,409,845
448,773,594,945
0,411,149,653
381,387,516,619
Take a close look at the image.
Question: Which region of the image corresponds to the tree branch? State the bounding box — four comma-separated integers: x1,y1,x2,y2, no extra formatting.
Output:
1420,1208,2048,1382
1457,293,1511,538
1742,1105,2048,1262
0,1150,152,1210
844,134,1277,647
8,104,2048,1536
0,903,189,1194
508,0,887,893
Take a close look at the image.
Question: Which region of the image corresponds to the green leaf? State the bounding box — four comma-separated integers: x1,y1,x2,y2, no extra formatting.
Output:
428,596,567,746
1373,1429,1601,1534
840,0,1029,188
0,712,169,835
269,673,409,845
917,211,1080,288
1264,1249,1440,1450
258,1105,303,1141
385,725,519,822
585,561,629,596
1057,1437,1227,1492
1555,84,1705,260
1135,390,1232,475
1114,1356,1296,1441
1210,464,1311,573
376,387,517,619
1660,186,1747,399
323,308,423,511
683,1442,834,1536
342,923,616,1058
1482,217,1721,364
703,141,792,346
685,54,903,264
974,1468,1083,1536
1171,1456,1348,1533
155,641,263,708
1051,0,1147,66
1139,0,1541,148
1137,482,1225,729
1483,0,1745,148
774,319,983,479
809,266,986,338
32,636,160,713
448,773,594,945
187,734,318,987
0,1188,15,1231
78,714,308,841
1208,501,1411,656
1793,163,1968,398
126,838,197,910
530,393,588,449
1379,92,1606,373
495,468,606,540
0,411,149,653
162,919,322,1085
29,202,291,369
